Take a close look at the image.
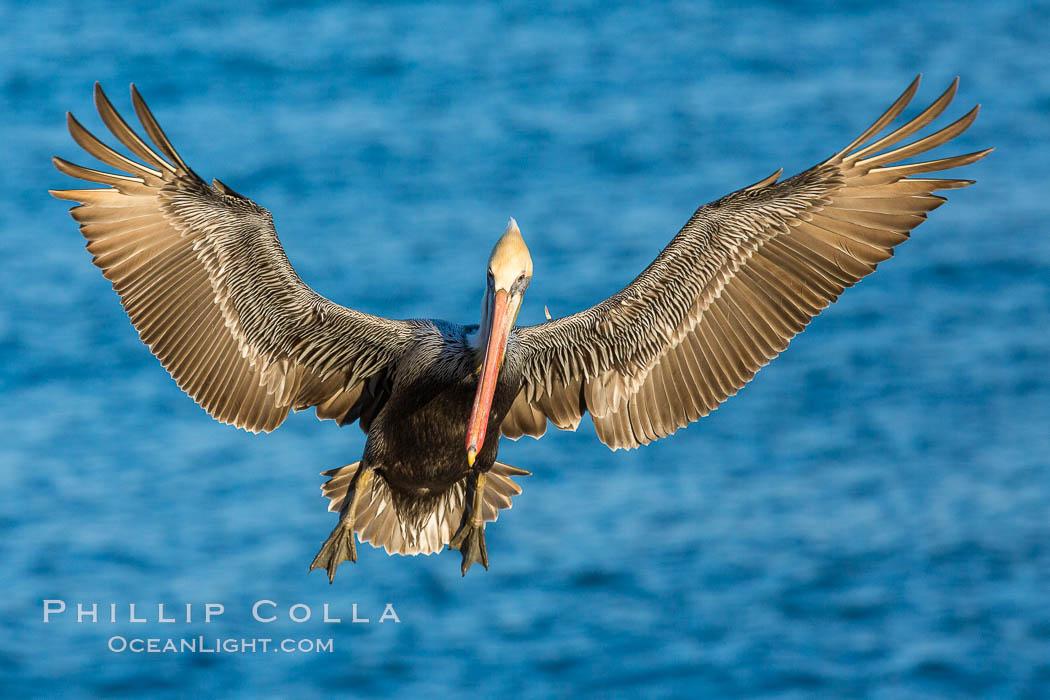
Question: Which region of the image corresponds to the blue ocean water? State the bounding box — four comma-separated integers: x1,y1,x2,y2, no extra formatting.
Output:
2,0,1048,696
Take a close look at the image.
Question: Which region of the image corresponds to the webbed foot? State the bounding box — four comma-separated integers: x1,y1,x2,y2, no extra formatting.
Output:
309,468,374,583
309,523,356,584
450,471,490,575
450,521,489,575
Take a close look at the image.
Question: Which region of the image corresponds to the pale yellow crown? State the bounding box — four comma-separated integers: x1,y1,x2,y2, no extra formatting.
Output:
488,218,533,290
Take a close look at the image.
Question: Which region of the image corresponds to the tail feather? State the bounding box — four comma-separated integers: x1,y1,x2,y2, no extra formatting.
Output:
319,462,529,556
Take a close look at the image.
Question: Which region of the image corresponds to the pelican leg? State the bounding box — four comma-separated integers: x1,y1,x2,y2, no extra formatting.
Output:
450,472,489,575
310,468,374,583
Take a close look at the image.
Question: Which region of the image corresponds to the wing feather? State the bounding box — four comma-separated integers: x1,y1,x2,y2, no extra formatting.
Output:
53,84,416,433
509,77,990,449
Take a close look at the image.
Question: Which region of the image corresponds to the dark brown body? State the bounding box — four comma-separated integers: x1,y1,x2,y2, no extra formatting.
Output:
361,321,523,497
307,320,531,567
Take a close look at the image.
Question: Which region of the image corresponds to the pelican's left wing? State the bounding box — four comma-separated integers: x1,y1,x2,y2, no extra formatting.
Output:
52,84,418,433
505,76,990,450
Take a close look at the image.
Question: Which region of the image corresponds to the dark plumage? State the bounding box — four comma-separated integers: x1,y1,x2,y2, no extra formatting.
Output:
51,77,989,580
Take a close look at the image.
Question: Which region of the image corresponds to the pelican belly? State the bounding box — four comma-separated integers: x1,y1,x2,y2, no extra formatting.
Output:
363,327,524,494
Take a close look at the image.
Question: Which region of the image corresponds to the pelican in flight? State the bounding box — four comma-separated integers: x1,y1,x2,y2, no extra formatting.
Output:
52,77,989,580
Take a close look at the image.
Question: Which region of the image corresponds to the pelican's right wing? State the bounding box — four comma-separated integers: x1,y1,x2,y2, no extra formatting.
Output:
52,84,418,433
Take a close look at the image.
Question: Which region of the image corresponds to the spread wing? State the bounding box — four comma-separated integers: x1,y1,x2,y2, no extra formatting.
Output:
504,76,991,449
52,84,417,433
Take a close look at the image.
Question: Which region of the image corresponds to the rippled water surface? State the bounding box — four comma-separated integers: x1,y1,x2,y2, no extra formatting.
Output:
2,1,1049,697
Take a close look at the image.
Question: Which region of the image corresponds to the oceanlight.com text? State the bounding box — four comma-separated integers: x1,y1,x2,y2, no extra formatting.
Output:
107,636,334,654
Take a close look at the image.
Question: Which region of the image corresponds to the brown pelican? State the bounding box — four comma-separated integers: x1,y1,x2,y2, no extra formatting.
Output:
52,77,989,580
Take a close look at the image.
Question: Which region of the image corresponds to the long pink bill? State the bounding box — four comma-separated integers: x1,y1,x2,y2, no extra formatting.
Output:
465,289,513,466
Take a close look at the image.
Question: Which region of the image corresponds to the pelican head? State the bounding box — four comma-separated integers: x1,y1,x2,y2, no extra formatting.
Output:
466,218,533,466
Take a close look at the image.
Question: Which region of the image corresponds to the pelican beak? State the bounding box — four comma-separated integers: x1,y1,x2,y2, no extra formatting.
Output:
466,285,519,466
